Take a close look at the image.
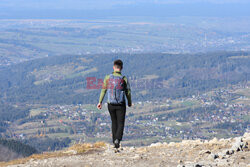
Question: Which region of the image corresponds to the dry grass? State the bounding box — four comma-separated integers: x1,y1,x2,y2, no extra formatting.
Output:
0,142,106,167
93,142,106,148
68,141,106,154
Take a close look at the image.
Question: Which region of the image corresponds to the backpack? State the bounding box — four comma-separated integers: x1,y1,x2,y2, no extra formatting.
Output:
107,74,126,105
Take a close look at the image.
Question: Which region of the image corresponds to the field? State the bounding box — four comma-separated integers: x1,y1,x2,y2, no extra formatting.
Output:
0,19,249,152
6,83,249,149
1,18,250,67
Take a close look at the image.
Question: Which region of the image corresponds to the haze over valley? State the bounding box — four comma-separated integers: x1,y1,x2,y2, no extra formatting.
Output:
0,0,249,164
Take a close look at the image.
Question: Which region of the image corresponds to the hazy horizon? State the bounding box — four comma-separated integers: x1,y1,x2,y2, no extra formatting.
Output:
0,0,250,19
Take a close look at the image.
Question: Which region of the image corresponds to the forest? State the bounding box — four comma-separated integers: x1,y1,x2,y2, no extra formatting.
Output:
0,51,249,105
0,138,37,157
0,51,249,154
0,51,248,136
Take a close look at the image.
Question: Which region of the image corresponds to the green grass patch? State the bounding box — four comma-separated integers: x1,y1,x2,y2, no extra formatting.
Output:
29,108,47,117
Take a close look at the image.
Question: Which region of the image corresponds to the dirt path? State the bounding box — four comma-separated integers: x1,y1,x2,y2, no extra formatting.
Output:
7,133,250,167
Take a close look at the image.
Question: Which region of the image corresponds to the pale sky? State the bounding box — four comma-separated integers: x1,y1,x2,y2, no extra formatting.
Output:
0,0,249,18
0,0,249,10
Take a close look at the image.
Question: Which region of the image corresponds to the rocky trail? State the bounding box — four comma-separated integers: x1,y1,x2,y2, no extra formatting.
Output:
5,133,250,167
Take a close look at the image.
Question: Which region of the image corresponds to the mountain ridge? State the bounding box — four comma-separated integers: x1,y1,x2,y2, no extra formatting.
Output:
3,132,250,167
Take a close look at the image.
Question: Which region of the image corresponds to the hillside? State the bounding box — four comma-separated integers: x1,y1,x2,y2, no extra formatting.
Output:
0,138,37,162
1,51,249,105
2,132,249,167
1,18,250,67
0,51,249,153
0,145,21,162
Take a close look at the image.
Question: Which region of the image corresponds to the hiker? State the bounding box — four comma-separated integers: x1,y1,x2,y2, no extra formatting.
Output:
97,59,132,149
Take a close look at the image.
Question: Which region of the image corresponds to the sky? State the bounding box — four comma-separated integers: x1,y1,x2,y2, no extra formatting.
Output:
0,0,250,9
0,0,249,19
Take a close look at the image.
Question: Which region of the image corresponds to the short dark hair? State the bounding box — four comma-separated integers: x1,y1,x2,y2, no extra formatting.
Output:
114,59,123,69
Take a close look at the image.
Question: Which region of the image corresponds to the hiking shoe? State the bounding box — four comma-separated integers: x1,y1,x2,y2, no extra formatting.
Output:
114,139,120,148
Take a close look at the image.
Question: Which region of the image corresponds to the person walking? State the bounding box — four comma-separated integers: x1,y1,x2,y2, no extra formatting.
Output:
97,59,132,149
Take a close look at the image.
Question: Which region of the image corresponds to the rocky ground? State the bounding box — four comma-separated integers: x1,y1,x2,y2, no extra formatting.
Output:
6,133,250,167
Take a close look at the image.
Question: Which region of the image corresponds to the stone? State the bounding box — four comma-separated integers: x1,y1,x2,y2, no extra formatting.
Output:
195,164,203,167
226,149,234,155
63,150,77,155
243,132,250,140
149,142,162,147
216,159,229,166
209,137,218,144
168,142,176,146
231,137,244,152
243,141,248,149
129,146,136,151
177,165,185,167
208,153,219,160
199,150,211,155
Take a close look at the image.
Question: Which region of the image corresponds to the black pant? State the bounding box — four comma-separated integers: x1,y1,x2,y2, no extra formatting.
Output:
108,103,126,143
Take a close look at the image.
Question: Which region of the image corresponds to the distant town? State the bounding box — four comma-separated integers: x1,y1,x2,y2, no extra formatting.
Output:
3,82,249,148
